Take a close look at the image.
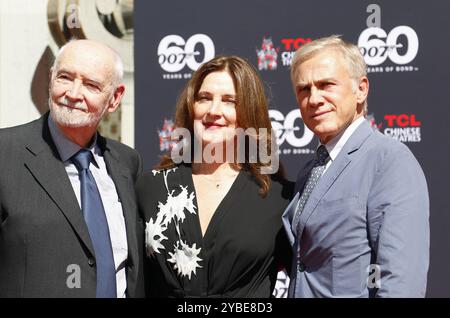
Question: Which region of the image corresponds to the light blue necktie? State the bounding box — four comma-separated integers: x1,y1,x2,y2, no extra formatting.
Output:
292,145,330,235
72,149,117,298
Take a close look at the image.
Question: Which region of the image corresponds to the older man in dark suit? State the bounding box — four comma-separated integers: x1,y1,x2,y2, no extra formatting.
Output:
0,39,144,297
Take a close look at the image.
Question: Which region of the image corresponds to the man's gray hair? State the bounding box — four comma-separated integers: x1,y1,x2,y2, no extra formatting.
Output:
51,39,124,88
290,35,368,114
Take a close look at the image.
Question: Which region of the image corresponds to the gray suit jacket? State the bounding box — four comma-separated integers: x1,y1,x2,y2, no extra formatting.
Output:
282,120,429,297
0,113,145,297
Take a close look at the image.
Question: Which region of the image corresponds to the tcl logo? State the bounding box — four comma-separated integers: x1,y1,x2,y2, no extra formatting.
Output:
158,34,215,73
269,109,314,147
384,114,421,127
358,26,419,66
280,38,312,51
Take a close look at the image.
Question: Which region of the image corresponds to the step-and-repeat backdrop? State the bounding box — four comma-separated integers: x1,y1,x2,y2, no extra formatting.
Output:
134,0,450,297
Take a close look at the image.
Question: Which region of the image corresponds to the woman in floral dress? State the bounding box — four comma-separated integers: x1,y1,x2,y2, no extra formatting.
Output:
136,56,293,298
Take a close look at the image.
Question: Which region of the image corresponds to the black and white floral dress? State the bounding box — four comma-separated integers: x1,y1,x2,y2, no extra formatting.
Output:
136,163,293,298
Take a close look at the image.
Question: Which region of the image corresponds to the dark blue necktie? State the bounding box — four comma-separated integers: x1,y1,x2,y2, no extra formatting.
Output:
72,149,117,298
292,145,330,235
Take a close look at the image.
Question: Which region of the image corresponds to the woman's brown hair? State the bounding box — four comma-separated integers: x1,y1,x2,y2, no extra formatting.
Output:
156,55,284,196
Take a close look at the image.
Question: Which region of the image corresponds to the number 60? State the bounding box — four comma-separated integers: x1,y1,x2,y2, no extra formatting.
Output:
358,26,419,66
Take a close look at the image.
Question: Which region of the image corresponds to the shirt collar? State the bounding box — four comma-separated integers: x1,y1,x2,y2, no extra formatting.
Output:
48,115,99,166
319,116,365,161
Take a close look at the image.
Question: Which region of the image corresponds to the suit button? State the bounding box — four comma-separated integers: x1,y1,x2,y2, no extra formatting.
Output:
88,258,95,267
297,261,306,272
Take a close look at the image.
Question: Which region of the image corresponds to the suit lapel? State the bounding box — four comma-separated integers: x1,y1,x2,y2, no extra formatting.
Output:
100,137,139,294
289,160,315,233
294,159,315,196
23,116,95,255
297,121,374,240
282,192,300,246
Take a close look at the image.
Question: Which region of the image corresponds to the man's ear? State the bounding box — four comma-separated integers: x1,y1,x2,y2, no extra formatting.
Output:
356,76,369,104
49,67,54,81
107,84,125,113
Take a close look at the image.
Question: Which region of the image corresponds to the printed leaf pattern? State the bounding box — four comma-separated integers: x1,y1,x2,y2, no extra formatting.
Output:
145,168,202,279
167,240,202,279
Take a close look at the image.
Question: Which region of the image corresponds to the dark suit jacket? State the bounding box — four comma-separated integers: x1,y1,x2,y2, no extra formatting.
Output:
0,113,145,297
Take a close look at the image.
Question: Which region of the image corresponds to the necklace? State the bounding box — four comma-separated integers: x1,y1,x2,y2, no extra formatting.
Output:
196,174,223,188
194,170,239,189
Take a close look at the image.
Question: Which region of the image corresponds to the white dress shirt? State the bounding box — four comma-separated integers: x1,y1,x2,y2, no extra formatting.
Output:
320,116,366,175
48,117,128,298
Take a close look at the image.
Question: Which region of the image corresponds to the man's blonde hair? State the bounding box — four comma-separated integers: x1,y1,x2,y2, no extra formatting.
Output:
290,35,368,114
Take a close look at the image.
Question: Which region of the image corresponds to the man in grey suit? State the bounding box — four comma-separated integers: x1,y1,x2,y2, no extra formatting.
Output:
283,35,429,297
0,40,144,297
